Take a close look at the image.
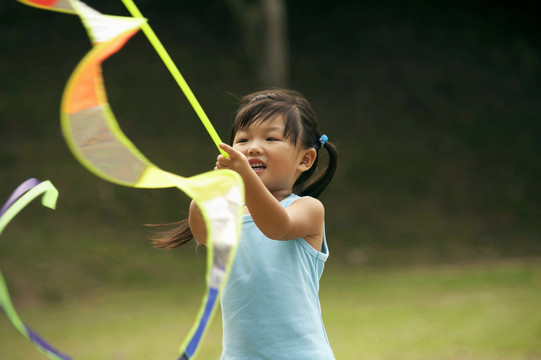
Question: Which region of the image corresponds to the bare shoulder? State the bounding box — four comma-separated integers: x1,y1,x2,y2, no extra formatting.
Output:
289,196,325,217
284,196,325,249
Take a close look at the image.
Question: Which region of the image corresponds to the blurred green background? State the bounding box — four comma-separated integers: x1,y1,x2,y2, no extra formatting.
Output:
1,0,540,359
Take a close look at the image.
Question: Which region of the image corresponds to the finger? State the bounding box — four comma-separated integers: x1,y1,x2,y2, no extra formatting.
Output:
217,154,228,165
216,156,231,169
219,143,238,158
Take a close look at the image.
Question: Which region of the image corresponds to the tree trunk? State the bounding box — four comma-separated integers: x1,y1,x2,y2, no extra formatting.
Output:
226,0,289,87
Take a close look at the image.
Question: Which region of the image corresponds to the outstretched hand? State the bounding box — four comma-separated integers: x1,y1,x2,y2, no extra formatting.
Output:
215,143,252,178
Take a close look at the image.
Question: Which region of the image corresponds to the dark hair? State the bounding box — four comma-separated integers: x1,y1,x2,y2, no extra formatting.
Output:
150,89,338,249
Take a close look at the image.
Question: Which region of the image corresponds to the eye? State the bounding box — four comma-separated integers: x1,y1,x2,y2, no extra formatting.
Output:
235,138,248,144
266,137,279,142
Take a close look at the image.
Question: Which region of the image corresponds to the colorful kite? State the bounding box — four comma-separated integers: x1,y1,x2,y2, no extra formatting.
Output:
3,0,245,359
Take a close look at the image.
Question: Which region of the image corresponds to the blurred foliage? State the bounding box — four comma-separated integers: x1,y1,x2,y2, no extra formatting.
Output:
1,0,540,263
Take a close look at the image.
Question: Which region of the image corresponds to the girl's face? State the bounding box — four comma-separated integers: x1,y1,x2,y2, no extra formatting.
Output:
232,115,315,198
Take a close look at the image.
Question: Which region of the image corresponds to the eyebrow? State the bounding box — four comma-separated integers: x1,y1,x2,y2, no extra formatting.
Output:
265,126,283,132
238,125,283,133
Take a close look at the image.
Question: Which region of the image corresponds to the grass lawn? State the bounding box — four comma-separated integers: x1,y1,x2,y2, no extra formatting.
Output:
1,257,540,359
322,260,541,360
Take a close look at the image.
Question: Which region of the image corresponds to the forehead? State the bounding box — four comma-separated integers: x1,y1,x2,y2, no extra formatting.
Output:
236,115,285,133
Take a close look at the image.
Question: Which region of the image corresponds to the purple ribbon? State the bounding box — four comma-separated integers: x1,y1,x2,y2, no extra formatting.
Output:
0,178,41,217
25,325,72,360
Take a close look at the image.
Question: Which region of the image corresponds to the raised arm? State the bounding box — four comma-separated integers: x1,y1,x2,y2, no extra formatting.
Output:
216,143,324,250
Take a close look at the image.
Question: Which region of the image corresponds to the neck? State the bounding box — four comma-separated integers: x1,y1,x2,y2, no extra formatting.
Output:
271,189,293,202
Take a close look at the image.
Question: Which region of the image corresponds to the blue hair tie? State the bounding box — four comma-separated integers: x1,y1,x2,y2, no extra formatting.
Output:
318,134,328,147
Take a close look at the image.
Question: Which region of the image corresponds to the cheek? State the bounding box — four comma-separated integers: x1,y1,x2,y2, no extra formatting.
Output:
273,154,297,171
232,143,244,152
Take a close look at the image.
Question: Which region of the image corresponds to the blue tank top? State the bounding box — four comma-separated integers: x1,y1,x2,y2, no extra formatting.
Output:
220,194,335,360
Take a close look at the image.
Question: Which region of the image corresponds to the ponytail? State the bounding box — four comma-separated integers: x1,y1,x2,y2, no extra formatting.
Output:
147,219,194,249
296,140,338,198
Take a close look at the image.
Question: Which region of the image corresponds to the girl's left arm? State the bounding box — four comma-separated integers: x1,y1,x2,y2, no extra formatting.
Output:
216,144,324,247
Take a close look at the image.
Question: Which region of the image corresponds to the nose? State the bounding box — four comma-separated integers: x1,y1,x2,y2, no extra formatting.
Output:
247,140,264,155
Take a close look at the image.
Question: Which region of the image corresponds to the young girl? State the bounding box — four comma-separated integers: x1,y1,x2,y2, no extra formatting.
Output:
154,89,338,359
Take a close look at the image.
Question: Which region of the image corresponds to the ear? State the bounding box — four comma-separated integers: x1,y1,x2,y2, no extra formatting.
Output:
297,147,317,172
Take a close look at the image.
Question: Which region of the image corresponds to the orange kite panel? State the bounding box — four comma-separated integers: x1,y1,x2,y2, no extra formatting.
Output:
66,28,141,114
21,0,59,6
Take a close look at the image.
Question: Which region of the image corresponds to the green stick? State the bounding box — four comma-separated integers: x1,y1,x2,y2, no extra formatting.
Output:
120,0,228,157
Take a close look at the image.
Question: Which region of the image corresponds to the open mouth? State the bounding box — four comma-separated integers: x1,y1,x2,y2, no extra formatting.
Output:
249,159,267,172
